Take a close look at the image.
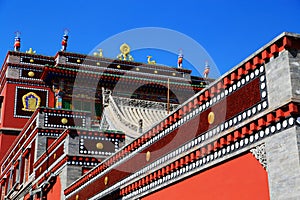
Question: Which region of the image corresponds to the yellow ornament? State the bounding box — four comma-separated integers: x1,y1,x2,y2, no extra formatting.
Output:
96,142,104,150
104,176,109,185
208,112,215,124
28,71,35,77
61,118,68,124
146,151,151,162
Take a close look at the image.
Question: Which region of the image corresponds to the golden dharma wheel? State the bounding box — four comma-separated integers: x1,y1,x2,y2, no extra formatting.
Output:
120,43,130,55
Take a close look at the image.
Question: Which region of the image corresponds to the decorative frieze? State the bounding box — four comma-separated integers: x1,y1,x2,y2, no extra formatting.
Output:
250,143,267,170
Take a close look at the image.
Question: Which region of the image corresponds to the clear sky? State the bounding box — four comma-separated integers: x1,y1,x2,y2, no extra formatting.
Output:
1,0,300,77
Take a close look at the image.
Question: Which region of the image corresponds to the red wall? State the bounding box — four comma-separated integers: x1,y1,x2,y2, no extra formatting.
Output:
0,83,54,129
142,153,270,200
0,133,17,160
47,176,62,200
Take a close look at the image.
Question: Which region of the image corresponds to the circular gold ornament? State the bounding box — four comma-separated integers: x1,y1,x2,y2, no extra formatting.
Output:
29,59,34,63
208,112,215,124
96,142,104,150
28,71,35,77
61,118,68,124
146,151,151,162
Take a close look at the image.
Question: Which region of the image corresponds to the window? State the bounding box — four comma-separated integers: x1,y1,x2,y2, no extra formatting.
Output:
1,181,6,200
23,154,30,183
63,100,72,110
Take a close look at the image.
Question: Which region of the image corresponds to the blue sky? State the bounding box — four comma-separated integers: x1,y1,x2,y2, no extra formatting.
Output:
1,0,300,77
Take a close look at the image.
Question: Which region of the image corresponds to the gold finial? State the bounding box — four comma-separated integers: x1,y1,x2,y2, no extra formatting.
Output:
26,48,36,54
147,56,156,64
117,43,134,61
93,49,103,57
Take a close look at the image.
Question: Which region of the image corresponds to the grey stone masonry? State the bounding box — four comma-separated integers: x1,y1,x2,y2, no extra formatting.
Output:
288,50,300,103
35,136,47,161
64,132,80,155
266,49,300,109
6,54,20,64
55,54,67,65
59,166,82,200
265,126,300,200
266,50,292,109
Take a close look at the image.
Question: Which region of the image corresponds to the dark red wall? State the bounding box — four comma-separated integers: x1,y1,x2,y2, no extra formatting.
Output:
142,153,270,200
0,133,17,160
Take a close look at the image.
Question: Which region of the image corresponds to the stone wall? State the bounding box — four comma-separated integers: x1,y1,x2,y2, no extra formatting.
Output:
265,126,300,200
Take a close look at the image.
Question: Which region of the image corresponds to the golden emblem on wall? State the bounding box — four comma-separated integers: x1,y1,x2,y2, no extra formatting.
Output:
146,151,151,162
104,176,109,185
208,111,215,124
22,92,41,111
28,71,35,77
61,118,68,124
96,142,104,150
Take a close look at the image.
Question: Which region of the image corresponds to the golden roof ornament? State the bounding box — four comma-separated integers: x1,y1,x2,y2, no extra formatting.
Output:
93,49,103,57
117,43,134,61
26,48,36,54
147,56,156,64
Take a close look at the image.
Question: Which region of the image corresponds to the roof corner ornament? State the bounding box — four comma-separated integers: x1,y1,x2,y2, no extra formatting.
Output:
26,48,36,54
93,49,103,58
61,29,69,52
14,31,21,52
117,43,134,61
147,56,156,64
203,61,210,78
177,49,183,68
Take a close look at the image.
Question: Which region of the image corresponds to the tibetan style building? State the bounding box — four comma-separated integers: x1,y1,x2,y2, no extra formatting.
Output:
1,32,300,200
